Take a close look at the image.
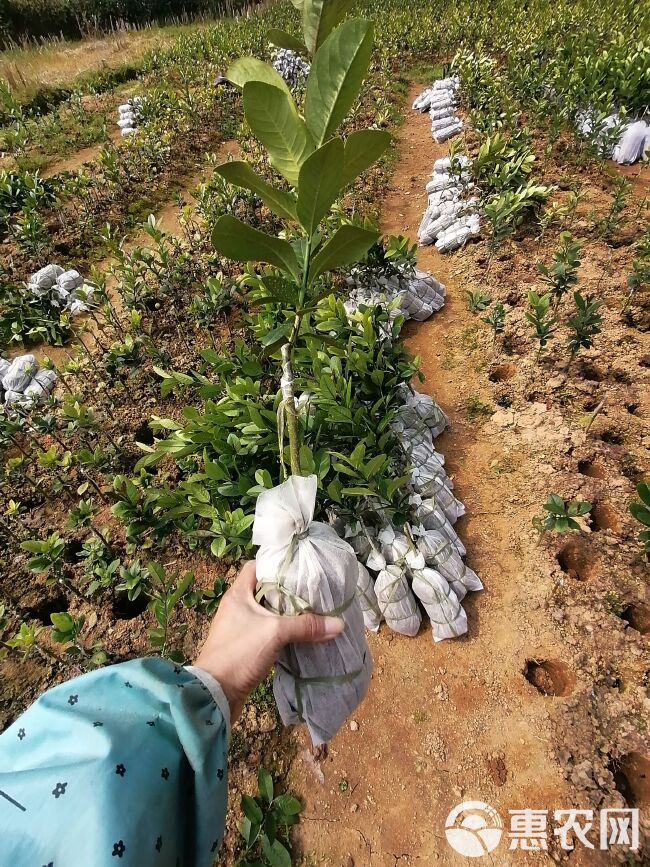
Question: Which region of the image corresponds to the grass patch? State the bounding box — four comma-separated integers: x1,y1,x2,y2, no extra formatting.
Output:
465,395,493,421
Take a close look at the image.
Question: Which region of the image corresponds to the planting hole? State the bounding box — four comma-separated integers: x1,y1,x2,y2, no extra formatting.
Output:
582,397,599,412
557,539,596,581
610,754,650,808
626,401,640,415
23,593,68,626
621,603,650,636
524,659,575,697
577,458,607,479
488,363,516,383
135,421,155,446
591,502,621,534
579,362,604,382
113,592,149,620
599,429,624,445
63,538,84,563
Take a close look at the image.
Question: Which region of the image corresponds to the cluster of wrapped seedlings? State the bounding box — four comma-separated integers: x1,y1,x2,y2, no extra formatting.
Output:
344,262,445,323
418,155,480,252
0,354,57,408
117,97,143,137
412,76,463,143
340,385,482,642
27,264,93,315
272,48,310,88
575,109,650,165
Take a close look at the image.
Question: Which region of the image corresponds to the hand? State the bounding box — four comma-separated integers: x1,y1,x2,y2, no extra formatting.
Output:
194,560,344,721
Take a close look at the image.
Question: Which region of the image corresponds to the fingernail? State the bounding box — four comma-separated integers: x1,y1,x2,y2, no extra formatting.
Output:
323,616,345,637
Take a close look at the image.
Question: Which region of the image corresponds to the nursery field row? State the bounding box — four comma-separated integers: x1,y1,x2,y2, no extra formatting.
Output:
1,0,649,863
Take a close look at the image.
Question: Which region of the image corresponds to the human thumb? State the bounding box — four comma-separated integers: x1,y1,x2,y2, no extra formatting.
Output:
278,612,345,647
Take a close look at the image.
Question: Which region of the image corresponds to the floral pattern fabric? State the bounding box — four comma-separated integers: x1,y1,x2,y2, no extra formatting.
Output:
0,658,229,867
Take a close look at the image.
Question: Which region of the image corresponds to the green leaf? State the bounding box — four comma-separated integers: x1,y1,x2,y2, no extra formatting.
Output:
260,275,300,306
637,483,650,509
297,138,344,235
215,161,297,222
305,19,374,146
268,28,308,55
227,57,291,97
243,81,313,186
341,129,391,188
212,215,301,281
265,839,291,867
258,768,274,804
274,794,302,816
310,224,377,283
242,794,264,824
630,503,650,527
302,0,356,54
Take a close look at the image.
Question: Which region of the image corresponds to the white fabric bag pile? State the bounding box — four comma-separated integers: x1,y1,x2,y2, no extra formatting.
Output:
1,355,57,407
253,474,372,746
117,96,143,137
272,48,310,88
27,264,94,315
345,264,445,323
575,108,650,165
418,155,480,252
412,76,463,143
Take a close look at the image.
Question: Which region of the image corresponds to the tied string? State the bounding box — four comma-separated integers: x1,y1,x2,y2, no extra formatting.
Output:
255,526,363,724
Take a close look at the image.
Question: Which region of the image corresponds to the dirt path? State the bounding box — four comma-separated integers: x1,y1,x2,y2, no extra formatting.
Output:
287,85,600,867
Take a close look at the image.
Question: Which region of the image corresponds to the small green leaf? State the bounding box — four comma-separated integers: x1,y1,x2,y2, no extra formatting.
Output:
274,794,302,816
258,768,274,803
242,794,264,824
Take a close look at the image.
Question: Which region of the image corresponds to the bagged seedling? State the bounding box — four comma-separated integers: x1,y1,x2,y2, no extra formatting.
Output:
4,390,25,406
410,495,466,557
253,474,372,746
613,120,649,165
118,117,135,129
56,270,84,294
121,127,136,137
410,568,467,642
0,359,10,381
433,121,463,143
397,388,448,439
30,264,63,290
434,155,470,174
32,369,57,392
2,355,37,393
374,565,421,636
344,521,374,561
412,525,482,599
356,561,382,632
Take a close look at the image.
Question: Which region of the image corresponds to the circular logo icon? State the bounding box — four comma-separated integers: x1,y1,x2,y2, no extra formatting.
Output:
445,801,503,857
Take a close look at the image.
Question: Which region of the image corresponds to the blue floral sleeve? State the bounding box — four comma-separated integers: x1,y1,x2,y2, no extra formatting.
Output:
0,657,230,867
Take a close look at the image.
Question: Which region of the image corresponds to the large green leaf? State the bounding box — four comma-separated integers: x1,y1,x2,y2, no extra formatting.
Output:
215,161,297,222
302,0,356,55
212,215,301,281
310,224,377,283
227,57,291,97
297,138,344,235
268,28,309,55
243,81,313,186
305,19,373,146
341,128,391,188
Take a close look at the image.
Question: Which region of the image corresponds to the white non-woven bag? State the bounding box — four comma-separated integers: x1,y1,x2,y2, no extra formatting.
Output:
411,567,467,642
2,355,37,393
356,561,382,632
253,474,372,746
413,525,482,599
374,565,421,637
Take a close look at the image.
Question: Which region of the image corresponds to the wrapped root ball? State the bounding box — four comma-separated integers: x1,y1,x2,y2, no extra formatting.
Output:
2,355,37,393
375,565,421,637
411,567,467,642
253,474,372,746
356,561,382,632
